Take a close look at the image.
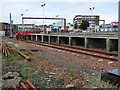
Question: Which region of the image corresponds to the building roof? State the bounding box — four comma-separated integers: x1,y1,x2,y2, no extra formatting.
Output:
53,21,72,27
15,24,35,26
74,15,99,18
0,22,10,24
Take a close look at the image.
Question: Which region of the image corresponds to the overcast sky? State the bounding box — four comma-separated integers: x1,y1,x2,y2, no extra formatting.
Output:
0,0,119,25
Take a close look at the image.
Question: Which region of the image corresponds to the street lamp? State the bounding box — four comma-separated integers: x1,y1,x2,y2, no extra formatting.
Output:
89,7,95,16
21,9,29,33
41,3,46,34
21,14,24,32
89,7,95,32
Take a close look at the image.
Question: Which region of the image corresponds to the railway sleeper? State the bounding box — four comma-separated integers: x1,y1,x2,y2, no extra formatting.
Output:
12,80,37,90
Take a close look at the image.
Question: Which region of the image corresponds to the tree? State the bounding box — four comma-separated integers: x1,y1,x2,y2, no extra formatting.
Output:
112,25,118,28
74,22,77,29
112,25,118,31
79,20,89,30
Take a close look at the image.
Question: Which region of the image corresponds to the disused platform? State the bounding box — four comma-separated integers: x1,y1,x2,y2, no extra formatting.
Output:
27,32,118,52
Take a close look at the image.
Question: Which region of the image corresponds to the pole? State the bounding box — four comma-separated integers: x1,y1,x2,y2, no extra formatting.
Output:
90,9,93,31
10,13,13,38
90,10,92,32
73,19,74,32
43,6,44,33
21,14,24,33
118,0,120,75
56,15,59,34
103,20,105,32
11,20,13,35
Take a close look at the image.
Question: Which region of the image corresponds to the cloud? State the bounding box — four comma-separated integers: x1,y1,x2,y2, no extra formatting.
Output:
0,1,118,25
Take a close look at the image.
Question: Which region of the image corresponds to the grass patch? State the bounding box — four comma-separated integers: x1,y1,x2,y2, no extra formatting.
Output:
47,60,52,65
69,68,75,77
7,55,14,62
38,68,41,74
21,66,32,79
15,55,24,60
5,54,24,62
21,69,27,79
56,76,61,83
33,79,37,84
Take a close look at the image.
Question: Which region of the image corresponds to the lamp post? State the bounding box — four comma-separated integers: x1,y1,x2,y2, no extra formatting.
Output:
21,14,24,32
89,7,94,16
21,9,28,34
10,13,13,38
41,3,46,34
89,7,95,32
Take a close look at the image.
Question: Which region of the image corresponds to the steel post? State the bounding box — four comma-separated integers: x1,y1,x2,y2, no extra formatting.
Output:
22,18,24,34
118,0,120,75
10,13,13,38
108,0,120,76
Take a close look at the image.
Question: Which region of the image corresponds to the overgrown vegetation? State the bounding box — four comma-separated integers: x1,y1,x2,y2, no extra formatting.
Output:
74,22,78,29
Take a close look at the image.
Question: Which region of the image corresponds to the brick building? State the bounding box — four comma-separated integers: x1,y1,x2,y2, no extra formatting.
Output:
0,22,18,36
73,15,99,29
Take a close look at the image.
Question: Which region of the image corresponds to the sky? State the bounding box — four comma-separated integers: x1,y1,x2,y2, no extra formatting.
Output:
0,0,119,25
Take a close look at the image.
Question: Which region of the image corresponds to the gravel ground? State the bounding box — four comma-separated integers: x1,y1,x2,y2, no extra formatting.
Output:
14,40,117,72
2,55,66,88
2,39,119,88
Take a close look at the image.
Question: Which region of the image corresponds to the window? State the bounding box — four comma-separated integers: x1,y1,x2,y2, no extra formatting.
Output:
67,26,69,29
4,25,6,29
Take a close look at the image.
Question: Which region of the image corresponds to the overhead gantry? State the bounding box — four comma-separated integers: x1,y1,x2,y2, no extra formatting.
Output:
22,17,66,31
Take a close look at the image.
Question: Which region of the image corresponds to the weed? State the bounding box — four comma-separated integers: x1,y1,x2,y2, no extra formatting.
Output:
38,68,41,74
69,68,75,77
15,55,24,60
47,60,51,65
33,79,37,84
56,77,61,83
26,67,31,74
21,69,26,79
49,83,53,88
46,82,50,86
7,55,14,62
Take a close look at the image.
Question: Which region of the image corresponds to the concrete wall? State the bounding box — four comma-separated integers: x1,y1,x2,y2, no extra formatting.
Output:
50,36,57,43
29,34,118,52
37,35,42,41
71,37,84,46
28,35,31,40
87,38,106,49
33,35,36,41
43,36,48,42
59,37,69,45
109,39,118,51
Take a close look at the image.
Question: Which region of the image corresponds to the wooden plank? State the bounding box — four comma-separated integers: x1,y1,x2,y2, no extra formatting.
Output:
11,46,30,60
26,80,37,90
3,45,8,57
5,45,11,56
12,85,18,90
20,82,28,90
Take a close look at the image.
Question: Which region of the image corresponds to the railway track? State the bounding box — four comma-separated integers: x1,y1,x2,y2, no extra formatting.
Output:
22,40,118,61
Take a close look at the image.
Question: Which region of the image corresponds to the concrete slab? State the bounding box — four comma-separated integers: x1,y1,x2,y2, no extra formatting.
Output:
101,71,120,87
108,69,120,76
